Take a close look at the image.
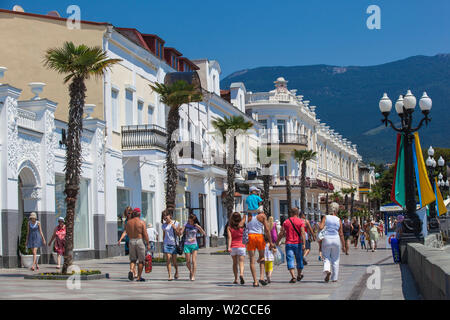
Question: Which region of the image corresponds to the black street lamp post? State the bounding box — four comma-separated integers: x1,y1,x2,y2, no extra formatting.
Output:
379,90,432,252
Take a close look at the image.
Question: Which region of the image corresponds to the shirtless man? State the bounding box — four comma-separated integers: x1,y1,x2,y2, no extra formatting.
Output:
125,208,149,282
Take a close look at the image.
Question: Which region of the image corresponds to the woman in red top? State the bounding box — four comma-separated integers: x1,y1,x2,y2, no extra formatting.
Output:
276,208,306,283
48,217,66,269
227,212,246,285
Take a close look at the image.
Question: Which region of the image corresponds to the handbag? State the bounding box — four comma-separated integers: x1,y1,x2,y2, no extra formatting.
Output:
173,222,184,255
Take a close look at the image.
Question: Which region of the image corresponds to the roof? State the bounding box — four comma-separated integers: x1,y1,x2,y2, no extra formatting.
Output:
115,27,151,52
141,33,165,44
0,8,109,26
180,57,200,70
164,47,183,56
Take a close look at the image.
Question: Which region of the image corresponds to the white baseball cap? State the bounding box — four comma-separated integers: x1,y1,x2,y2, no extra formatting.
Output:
249,186,258,192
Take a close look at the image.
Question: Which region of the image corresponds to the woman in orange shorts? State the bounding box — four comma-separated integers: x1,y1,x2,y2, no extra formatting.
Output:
246,211,275,287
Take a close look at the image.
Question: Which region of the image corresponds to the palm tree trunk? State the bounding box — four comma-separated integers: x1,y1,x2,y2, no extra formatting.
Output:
300,161,307,214
285,176,292,210
262,164,271,216
165,106,181,209
62,76,86,274
225,137,237,218
350,192,355,216
344,195,349,212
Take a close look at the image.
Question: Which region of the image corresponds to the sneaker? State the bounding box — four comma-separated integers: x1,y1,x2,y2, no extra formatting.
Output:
137,278,146,282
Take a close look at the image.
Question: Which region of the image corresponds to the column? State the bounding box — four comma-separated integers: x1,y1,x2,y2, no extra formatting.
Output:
0,85,22,267
84,118,107,258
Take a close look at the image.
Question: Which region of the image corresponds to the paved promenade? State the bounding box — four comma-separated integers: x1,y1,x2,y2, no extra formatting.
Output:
0,239,421,300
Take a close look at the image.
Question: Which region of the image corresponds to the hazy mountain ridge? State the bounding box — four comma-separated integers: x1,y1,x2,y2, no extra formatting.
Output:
221,54,450,163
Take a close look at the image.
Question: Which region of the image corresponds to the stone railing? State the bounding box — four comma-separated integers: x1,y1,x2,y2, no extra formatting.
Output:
17,108,37,130
404,241,450,299
121,125,167,150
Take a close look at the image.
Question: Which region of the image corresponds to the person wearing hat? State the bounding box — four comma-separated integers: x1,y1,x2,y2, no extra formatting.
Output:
25,212,46,271
125,207,149,282
48,217,66,269
246,186,263,215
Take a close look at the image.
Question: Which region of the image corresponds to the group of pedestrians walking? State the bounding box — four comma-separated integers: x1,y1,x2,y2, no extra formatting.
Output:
24,212,66,271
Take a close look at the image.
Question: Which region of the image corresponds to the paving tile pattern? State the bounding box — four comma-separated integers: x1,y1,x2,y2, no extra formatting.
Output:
0,239,421,300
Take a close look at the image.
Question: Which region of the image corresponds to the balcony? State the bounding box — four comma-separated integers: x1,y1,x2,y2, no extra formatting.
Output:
121,125,167,150
359,182,371,189
262,133,308,149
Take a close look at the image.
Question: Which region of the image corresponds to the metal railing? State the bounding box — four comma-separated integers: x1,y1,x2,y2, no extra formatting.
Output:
359,182,371,189
121,125,167,150
261,133,308,145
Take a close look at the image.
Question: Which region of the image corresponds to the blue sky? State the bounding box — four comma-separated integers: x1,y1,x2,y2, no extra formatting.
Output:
2,0,450,77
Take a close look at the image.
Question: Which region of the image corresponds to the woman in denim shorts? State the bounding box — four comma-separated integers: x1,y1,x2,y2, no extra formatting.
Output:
161,209,180,281
179,214,206,281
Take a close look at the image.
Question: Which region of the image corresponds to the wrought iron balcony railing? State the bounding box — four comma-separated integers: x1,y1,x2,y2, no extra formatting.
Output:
121,125,167,150
261,133,308,145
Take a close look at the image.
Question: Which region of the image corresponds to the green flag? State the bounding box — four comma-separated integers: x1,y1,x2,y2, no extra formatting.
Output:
394,135,406,207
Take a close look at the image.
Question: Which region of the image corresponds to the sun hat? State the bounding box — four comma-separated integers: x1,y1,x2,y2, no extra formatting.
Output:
58,217,65,222
29,212,37,219
249,186,258,192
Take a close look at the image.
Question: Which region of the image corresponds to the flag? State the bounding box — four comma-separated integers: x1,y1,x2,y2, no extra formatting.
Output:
413,132,435,207
391,134,403,206
434,177,448,216
393,134,406,207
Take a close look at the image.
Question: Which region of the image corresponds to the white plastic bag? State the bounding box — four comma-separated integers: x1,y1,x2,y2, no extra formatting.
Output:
274,246,284,265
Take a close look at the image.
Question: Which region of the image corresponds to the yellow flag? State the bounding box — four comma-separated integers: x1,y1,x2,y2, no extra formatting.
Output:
435,177,448,216
413,132,435,207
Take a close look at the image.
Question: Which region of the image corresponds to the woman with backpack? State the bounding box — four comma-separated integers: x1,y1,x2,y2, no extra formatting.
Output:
179,213,206,281
227,212,247,285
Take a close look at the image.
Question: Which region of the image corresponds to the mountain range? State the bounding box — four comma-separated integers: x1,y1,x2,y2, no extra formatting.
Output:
221,54,450,164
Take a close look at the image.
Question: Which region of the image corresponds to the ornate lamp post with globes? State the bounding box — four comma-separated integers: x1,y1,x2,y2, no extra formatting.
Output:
379,90,432,251
425,146,445,232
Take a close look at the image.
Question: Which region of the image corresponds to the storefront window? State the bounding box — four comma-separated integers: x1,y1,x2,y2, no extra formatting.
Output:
141,191,154,226
117,188,130,237
55,175,90,249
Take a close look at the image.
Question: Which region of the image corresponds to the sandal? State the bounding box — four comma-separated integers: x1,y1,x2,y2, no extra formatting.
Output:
297,274,304,282
253,283,259,287
233,280,238,284
324,271,331,283
240,276,245,285
259,279,268,286
128,272,134,281
289,278,297,283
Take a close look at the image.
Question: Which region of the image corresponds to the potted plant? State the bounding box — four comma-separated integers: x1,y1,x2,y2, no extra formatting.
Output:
18,216,39,268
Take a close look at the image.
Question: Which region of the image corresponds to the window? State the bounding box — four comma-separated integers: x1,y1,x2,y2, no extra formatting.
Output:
117,188,130,240
141,192,154,226
185,191,191,208
258,119,267,129
111,89,119,132
212,75,216,92
125,90,133,125
55,175,90,249
137,101,144,125
277,120,286,143
279,161,287,178
147,104,154,124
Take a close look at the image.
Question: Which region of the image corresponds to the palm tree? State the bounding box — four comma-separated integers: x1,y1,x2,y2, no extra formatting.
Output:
331,191,343,204
212,116,253,218
293,149,317,214
256,146,280,216
150,81,202,209
341,188,352,212
348,187,357,216
44,42,121,274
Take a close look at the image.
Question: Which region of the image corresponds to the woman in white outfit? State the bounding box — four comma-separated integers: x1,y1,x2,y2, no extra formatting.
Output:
318,202,345,282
